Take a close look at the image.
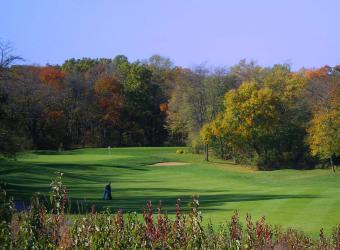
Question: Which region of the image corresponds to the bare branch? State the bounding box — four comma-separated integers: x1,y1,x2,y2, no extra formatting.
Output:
0,40,23,81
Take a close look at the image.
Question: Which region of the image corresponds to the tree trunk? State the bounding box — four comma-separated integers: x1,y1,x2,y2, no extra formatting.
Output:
204,144,209,161
330,155,335,173
219,138,224,159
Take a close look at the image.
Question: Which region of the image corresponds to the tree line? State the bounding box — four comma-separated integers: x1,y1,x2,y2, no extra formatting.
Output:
0,42,339,169
200,65,339,169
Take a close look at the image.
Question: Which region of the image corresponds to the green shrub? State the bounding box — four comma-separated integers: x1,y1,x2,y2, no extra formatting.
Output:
0,183,13,223
176,149,186,154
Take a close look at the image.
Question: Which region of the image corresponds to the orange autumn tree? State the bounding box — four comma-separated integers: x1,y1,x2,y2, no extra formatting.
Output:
159,103,168,112
39,67,65,90
94,75,123,125
304,66,337,107
304,67,329,80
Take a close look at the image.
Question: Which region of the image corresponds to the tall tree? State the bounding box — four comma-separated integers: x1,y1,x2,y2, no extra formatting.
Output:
94,75,123,145
0,41,25,156
306,66,340,172
308,106,340,172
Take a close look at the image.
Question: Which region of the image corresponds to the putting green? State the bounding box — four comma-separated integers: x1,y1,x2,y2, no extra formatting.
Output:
0,147,339,237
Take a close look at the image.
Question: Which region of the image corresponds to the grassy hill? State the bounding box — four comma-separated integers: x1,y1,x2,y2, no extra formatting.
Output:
0,147,339,236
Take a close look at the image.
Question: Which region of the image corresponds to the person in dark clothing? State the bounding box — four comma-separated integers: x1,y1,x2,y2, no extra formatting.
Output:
103,182,112,200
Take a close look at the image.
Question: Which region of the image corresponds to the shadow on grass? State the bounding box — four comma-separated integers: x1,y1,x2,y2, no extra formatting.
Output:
33,150,79,155
0,160,151,179
68,192,319,214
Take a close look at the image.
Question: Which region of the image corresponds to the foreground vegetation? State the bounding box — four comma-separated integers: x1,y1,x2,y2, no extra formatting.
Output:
1,172,340,249
1,147,339,238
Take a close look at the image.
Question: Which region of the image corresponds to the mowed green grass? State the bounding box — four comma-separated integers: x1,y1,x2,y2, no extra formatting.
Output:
0,147,339,237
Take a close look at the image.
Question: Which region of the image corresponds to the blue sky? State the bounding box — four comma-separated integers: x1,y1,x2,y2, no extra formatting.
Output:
1,0,339,70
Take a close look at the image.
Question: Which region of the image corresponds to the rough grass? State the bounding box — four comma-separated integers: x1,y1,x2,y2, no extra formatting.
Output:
0,147,339,237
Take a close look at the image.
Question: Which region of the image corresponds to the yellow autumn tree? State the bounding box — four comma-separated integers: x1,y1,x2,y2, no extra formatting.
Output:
201,81,282,166
306,66,340,172
200,113,237,159
308,101,340,172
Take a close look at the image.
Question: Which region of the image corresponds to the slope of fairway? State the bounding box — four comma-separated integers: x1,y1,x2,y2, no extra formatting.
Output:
0,147,339,236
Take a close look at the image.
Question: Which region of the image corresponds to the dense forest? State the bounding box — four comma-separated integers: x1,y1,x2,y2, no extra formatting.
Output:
0,42,339,169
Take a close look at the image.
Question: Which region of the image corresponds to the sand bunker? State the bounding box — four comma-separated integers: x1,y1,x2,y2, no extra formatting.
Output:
151,162,189,166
